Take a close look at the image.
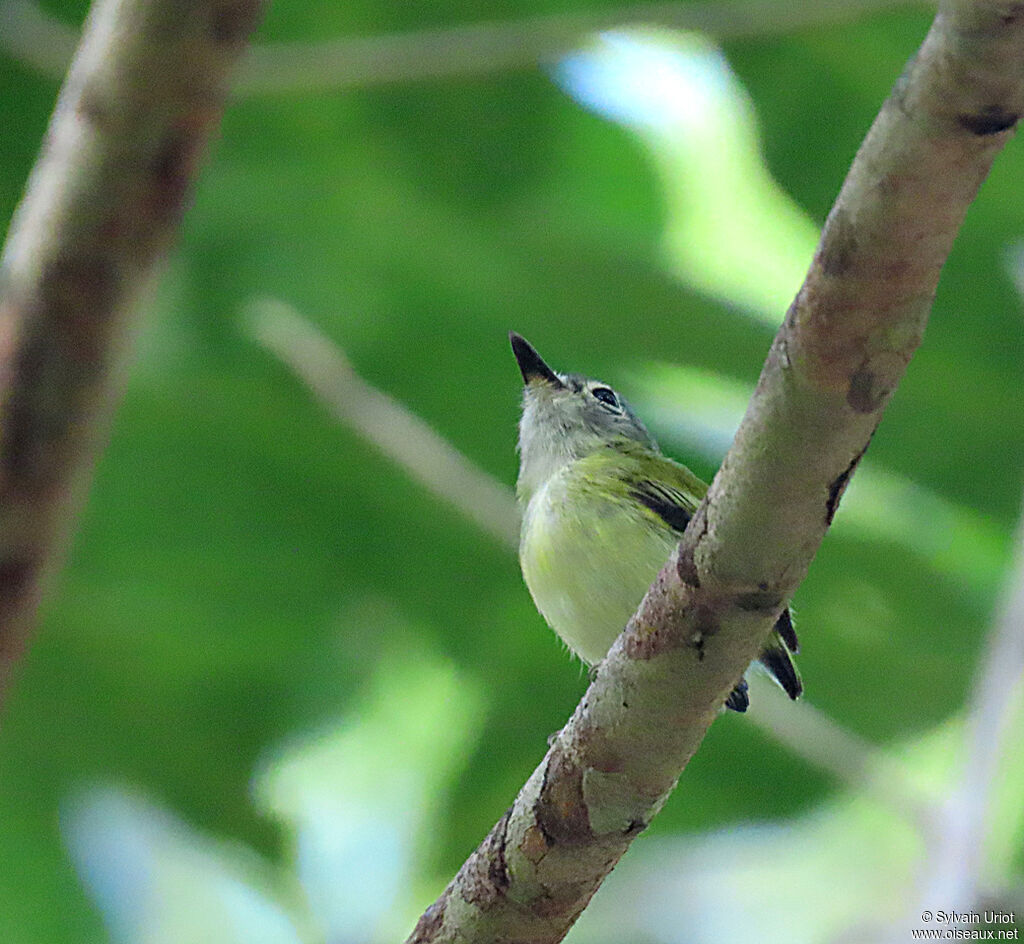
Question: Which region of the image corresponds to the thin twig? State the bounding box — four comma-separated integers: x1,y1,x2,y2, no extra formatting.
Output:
0,0,265,705
889,224,1024,938
0,0,930,94
247,299,521,548
745,676,933,830
233,0,928,95
904,503,1024,925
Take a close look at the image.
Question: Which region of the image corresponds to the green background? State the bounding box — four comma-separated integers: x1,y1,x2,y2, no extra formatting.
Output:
1,1,1022,941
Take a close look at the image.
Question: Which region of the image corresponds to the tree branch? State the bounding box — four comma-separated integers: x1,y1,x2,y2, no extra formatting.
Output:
407,3,1024,941
0,0,265,705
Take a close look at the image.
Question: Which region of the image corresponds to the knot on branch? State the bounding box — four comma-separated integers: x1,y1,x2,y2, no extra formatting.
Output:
536,747,594,846
957,105,1019,136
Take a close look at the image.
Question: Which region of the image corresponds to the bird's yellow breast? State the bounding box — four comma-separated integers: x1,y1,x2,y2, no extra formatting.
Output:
519,465,678,664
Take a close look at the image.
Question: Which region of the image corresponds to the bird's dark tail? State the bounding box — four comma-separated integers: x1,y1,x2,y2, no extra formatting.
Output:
724,677,750,712
724,609,802,712
759,608,802,700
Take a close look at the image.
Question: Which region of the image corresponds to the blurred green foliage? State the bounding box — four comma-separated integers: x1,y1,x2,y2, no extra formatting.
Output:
2,1,1023,942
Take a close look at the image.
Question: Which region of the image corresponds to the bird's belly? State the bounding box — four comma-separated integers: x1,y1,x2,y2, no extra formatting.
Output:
520,488,676,664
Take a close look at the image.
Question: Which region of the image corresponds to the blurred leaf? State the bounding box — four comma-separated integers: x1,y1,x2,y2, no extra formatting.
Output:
254,634,485,942
64,787,309,944
557,28,819,324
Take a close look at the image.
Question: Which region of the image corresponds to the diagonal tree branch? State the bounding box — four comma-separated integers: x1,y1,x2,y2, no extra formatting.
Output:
407,3,1024,941
0,0,265,706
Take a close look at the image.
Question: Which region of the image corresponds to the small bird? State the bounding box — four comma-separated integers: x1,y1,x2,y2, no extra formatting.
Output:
510,332,800,712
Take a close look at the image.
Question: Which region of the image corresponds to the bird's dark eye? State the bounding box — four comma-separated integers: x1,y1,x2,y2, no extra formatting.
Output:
591,386,618,408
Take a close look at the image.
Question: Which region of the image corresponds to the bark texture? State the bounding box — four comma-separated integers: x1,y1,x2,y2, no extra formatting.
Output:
407,2,1024,941
0,0,265,703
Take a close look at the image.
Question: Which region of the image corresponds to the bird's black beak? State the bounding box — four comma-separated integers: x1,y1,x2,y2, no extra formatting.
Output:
509,332,563,387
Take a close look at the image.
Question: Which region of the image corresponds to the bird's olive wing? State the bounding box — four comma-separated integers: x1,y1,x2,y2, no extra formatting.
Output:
629,480,698,534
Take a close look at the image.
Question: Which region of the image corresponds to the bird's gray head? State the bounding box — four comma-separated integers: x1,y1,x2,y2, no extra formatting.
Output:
510,332,657,500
